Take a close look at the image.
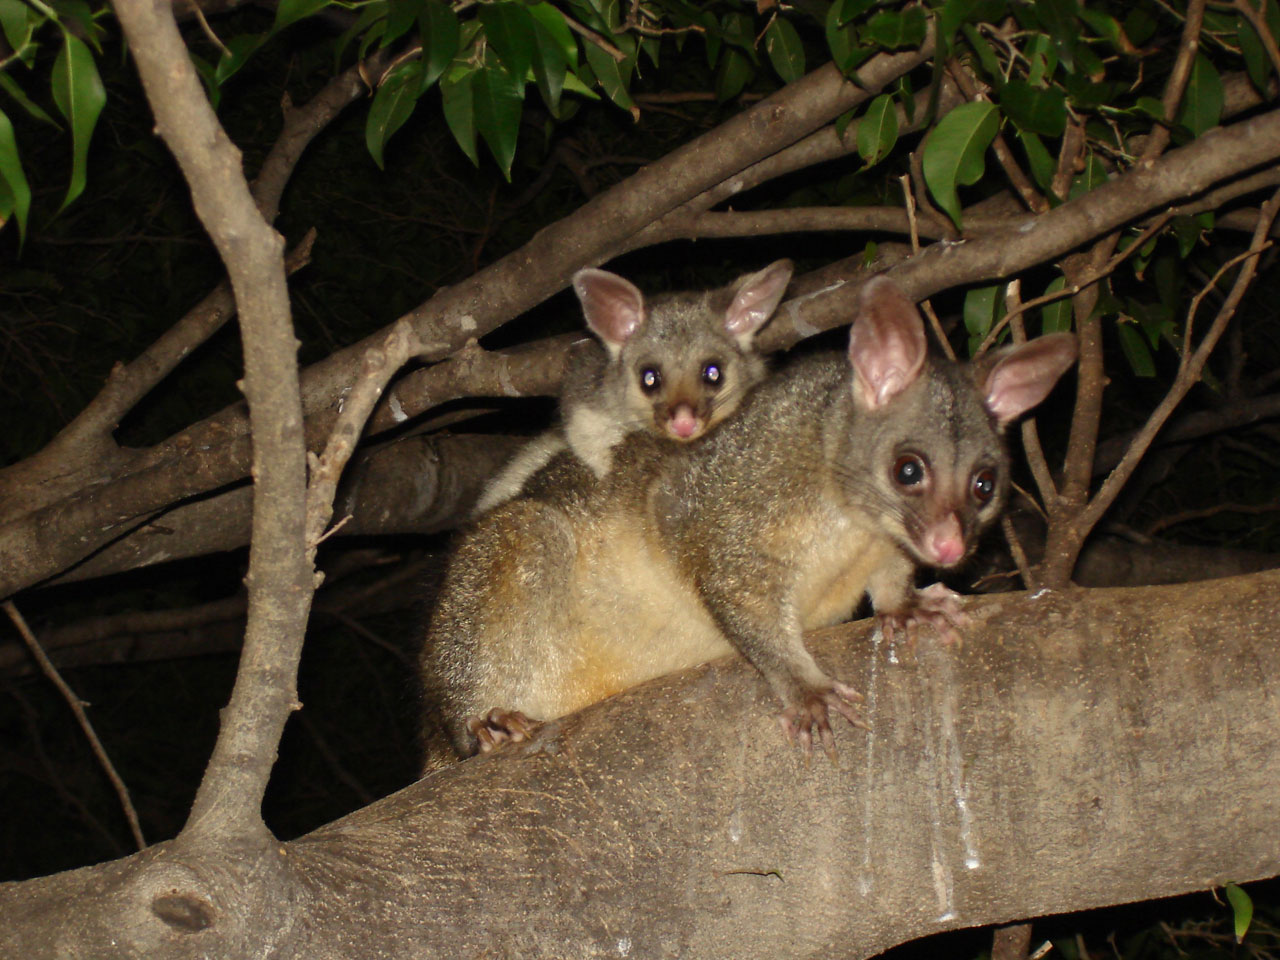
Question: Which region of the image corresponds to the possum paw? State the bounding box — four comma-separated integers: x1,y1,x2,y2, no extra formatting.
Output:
878,583,968,645
778,681,868,761
468,709,541,753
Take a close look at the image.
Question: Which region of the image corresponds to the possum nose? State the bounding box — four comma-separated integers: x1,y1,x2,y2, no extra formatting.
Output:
667,404,700,439
923,514,965,566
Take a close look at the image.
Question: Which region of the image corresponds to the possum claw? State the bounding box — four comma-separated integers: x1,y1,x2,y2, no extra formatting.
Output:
879,583,969,645
778,682,867,761
469,709,540,752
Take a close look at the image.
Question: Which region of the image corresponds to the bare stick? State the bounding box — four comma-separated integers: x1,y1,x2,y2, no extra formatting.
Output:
900,173,957,360
1002,279,1059,510
3,600,146,851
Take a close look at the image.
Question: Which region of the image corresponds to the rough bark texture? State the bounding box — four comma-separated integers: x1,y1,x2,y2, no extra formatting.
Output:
2,570,1277,958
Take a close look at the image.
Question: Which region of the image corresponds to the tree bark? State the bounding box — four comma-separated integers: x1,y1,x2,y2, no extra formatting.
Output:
2,570,1277,958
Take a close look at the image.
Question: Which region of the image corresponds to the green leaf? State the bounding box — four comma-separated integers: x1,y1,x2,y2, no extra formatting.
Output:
273,0,330,34
215,34,265,85
1001,79,1066,136
1124,8,1156,44
1225,883,1254,943
1176,54,1223,136
921,100,998,229
856,93,898,167
834,106,856,140
837,0,875,24
0,72,59,127
1040,277,1071,334
55,0,105,53
529,2,577,69
440,65,478,166
765,17,805,84
0,106,31,243
1171,215,1204,259
561,67,599,100
701,10,722,67
862,7,927,48
887,78,910,126
1078,8,1126,51
473,59,525,180
715,46,753,101
1117,321,1155,377
419,0,461,92
0,0,39,60
529,17,569,111
479,3,537,82
50,30,105,214
366,60,424,168
1068,152,1106,200
1035,0,1079,70
583,39,635,111
381,0,423,48
722,12,757,61
334,2,387,71
825,0,870,77
1024,34,1057,86
1238,11,1270,90
964,284,1003,340
956,22,1002,87
1018,130,1056,194
640,36,660,67
1073,38,1105,81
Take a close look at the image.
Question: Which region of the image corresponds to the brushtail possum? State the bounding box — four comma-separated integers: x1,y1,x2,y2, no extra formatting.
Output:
421,276,1077,760
472,260,793,514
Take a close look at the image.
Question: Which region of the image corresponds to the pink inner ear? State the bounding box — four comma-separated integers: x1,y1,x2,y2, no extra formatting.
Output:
983,333,1078,424
847,276,927,410
723,259,793,341
572,269,646,349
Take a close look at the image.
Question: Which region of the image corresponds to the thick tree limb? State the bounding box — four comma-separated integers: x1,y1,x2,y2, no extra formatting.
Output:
1,571,1277,957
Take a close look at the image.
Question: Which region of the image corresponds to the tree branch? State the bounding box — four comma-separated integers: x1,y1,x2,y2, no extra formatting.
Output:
111,0,309,844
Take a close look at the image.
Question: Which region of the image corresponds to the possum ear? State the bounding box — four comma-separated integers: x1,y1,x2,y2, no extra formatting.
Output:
722,259,794,347
573,269,647,358
847,276,927,411
981,334,1078,425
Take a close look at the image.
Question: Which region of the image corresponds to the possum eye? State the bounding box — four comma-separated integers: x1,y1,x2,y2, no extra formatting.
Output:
893,455,926,488
972,468,997,503
701,361,723,388
639,366,662,395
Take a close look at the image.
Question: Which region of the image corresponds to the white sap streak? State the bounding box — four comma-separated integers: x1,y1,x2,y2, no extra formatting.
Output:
858,629,884,896
918,661,955,922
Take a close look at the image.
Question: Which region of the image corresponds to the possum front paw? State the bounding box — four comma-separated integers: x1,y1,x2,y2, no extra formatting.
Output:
467,709,541,753
877,582,968,645
778,681,868,760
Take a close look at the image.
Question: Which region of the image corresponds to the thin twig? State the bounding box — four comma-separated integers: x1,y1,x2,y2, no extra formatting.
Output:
3,601,146,851
559,9,627,62
899,174,957,360
1001,515,1037,590
1003,279,1060,509
190,2,231,59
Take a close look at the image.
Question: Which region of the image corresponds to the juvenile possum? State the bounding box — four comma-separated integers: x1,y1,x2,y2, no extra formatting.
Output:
472,260,793,514
422,276,1077,759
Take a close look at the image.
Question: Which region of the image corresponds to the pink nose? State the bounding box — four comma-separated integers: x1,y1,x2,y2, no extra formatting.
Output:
667,405,700,439
923,514,965,566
